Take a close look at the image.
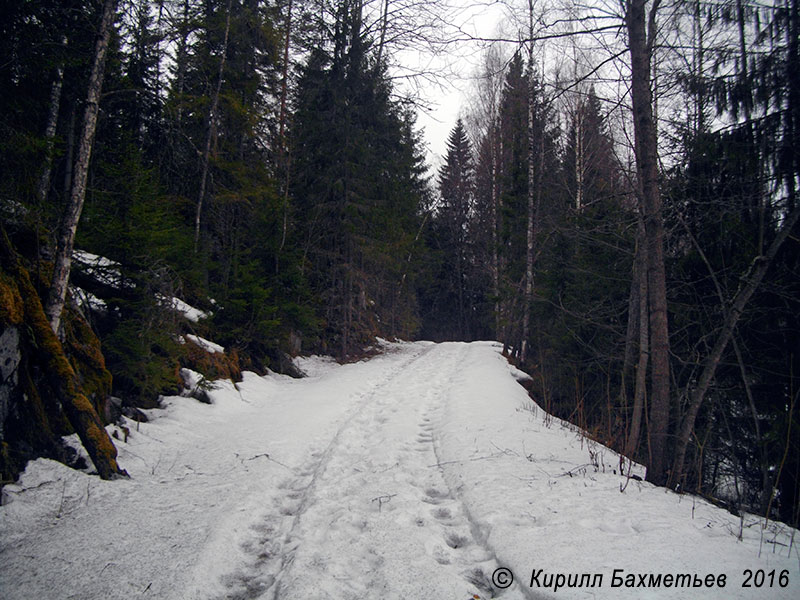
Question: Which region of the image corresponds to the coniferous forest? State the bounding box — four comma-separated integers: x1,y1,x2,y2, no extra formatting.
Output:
1,0,799,529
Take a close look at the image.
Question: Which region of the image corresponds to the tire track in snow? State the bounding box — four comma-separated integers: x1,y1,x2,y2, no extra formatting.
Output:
409,345,533,599
213,342,528,600
426,345,549,600
210,342,439,600
270,342,525,600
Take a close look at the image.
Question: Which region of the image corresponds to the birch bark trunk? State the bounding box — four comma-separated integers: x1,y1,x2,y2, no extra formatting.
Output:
37,41,66,205
45,0,117,334
521,0,536,364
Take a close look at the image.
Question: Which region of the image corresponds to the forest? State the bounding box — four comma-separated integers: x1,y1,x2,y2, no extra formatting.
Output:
0,0,798,531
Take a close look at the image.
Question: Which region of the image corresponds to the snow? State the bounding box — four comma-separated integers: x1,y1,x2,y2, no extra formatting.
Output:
185,333,224,354
292,354,340,378
1,341,798,600
70,285,107,312
70,252,208,324
170,297,209,322
159,295,210,323
72,249,126,288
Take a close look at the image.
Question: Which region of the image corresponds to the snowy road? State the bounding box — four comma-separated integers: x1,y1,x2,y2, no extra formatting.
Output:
1,341,799,600
215,342,516,600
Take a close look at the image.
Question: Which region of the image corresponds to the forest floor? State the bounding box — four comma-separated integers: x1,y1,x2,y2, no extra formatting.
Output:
1,341,799,599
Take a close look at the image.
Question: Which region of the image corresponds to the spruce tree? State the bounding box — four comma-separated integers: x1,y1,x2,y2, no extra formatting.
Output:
420,119,475,340
291,0,427,356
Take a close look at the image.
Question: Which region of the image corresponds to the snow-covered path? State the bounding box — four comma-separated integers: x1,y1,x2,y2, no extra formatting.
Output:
216,342,514,600
1,341,799,600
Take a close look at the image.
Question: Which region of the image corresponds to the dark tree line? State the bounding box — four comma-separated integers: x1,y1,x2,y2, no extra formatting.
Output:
0,0,429,482
420,0,799,526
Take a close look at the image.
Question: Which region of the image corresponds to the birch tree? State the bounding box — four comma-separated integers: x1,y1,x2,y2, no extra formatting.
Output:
521,0,537,364
45,0,118,334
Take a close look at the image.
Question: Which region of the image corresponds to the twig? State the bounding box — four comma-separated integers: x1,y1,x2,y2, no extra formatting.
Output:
491,442,519,457
56,480,67,518
371,494,397,513
116,446,148,465
376,462,399,473
558,463,593,478
620,457,634,493
151,453,162,476
236,452,293,471
9,479,58,494
427,453,502,468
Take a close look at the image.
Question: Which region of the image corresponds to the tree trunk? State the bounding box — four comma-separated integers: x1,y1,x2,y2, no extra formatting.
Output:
625,214,649,459
787,0,800,212
278,0,293,146
173,0,191,124
2,228,125,480
44,0,117,335
491,122,501,340
61,106,76,203
575,101,584,211
37,43,66,205
195,0,233,253
626,0,671,485
621,224,639,389
731,335,770,512
521,0,536,364
276,0,294,272
376,0,389,66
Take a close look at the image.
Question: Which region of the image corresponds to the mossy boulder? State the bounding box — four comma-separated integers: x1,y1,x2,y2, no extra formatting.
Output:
1,227,124,484
0,273,24,326
182,337,242,383
62,308,113,420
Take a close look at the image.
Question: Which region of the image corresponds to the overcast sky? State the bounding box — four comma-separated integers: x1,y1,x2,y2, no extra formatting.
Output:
394,1,510,168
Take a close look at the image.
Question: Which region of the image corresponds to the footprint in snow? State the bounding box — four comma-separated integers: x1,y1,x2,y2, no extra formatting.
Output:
432,507,452,521
279,500,301,516
219,571,275,600
444,531,470,549
463,567,494,597
425,487,450,499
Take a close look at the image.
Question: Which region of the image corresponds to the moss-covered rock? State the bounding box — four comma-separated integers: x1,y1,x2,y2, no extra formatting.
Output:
1,226,125,483
0,273,24,326
182,338,242,383
63,308,113,421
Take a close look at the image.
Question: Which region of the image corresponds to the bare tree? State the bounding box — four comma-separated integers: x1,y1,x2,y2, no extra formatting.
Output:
465,43,507,339
195,0,233,253
45,0,118,334
625,213,648,459
623,0,671,485
36,37,67,206
671,203,800,488
521,0,538,364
